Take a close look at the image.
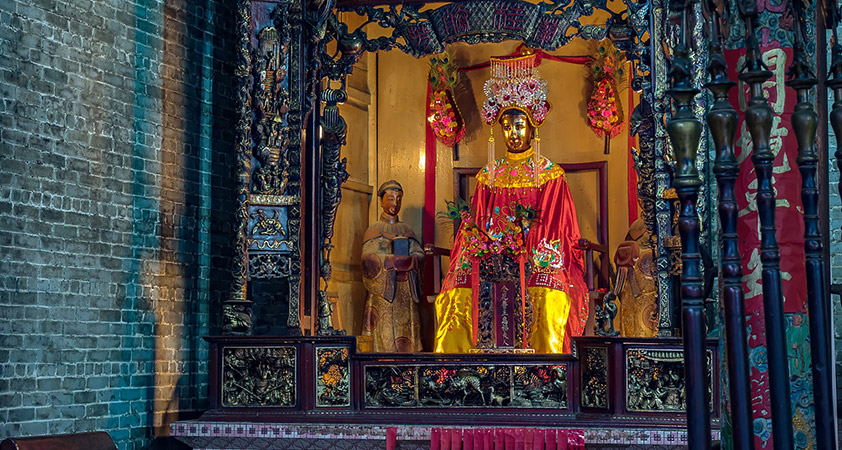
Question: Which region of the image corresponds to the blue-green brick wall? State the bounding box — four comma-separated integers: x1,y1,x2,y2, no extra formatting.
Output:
0,0,237,448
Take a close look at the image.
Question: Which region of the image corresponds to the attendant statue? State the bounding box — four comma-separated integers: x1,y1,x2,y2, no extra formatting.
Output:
434,53,588,353
615,219,658,337
361,181,423,352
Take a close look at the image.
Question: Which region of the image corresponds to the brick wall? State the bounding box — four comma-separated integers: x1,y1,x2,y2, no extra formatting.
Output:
830,42,842,422
0,0,236,448
829,26,842,422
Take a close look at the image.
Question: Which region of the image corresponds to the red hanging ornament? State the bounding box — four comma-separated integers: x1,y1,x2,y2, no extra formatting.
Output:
586,40,626,154
427,52,466,147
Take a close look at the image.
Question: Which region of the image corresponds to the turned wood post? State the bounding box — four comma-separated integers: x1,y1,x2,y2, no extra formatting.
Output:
666,1,711,447
786,5,835,447
736,2,793,448
703,8,754,449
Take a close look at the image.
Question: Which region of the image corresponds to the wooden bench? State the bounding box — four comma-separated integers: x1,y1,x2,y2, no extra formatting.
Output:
0,432,117,450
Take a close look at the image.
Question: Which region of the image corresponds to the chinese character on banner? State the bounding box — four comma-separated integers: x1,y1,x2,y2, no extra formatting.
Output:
725,44,806,449
403,24,435,55
438,5,471,38
493,3,527,32
728,47,804,313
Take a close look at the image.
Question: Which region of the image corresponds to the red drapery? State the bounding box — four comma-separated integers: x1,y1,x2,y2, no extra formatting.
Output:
429,428,585,450
626,75,638,225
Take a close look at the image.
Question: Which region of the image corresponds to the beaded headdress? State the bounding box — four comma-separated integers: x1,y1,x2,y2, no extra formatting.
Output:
481,52,551,127
481,51,550,186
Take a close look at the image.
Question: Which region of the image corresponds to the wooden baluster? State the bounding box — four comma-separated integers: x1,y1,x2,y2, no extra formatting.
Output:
703,7,754,449
665,1,710,447
787,4,835,447
736,2,794,448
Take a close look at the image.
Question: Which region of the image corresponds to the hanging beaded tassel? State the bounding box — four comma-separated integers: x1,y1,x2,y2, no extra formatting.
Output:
533,129,541,186
488,134,496,187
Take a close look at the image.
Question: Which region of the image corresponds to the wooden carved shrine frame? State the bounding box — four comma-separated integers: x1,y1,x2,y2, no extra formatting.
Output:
224,0,704,340
199,1,841,448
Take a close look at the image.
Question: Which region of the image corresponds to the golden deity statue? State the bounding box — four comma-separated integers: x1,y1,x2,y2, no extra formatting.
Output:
434,53,588,354
361,181,423,352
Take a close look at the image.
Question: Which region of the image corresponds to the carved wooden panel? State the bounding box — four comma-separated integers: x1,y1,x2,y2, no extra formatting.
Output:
364,363,568,409
221,346,297,407
315,346,352,407
625,348,713,413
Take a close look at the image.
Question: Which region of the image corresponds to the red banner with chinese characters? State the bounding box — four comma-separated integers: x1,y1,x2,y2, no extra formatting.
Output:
724,45,806,448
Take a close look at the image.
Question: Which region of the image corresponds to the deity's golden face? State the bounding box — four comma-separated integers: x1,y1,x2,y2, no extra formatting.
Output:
380,189,403,217
499,111,534,153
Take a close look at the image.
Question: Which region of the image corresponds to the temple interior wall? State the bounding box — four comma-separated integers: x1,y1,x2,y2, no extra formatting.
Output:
333,37,634,338
0,0,237,448
1,1,841,449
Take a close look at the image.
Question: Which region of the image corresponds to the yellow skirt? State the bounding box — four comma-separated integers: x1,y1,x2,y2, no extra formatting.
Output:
433,287,572,354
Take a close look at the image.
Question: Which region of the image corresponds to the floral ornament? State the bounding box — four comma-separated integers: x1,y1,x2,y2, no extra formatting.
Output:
749,345,768,372
514,203,538,230
586,40,626,147
445,197,472,222
752,418,772,445
481,52,550,127
533,238,565,270
450,200,538,264
427,52,466,147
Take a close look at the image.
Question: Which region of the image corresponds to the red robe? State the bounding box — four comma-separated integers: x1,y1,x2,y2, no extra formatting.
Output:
434,149,588,353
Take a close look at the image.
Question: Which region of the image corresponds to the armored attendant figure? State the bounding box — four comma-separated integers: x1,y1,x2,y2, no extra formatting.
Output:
616,219,658,337
361,181,423,352
434,52,588,354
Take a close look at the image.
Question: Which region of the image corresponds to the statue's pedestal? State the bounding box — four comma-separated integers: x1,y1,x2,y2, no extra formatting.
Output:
182,336,720,449
468,347,535,353
170,422,720,449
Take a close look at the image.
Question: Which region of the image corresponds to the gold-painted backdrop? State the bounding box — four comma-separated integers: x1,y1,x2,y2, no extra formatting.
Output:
331,39,634,340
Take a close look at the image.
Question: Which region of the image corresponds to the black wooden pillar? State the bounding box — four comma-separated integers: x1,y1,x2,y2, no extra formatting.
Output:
302,37,322,336
736,2,794,449
666,0,711,447
703,6,755,448
786,3,835,448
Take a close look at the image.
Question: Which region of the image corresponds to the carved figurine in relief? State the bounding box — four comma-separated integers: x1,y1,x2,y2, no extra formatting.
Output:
360,181,423,352
253,26,291,196
434,52,588,354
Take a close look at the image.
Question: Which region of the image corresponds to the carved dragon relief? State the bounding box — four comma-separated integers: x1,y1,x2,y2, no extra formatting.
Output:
225,0,256,335
328,0,647,57
316,85,350,336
